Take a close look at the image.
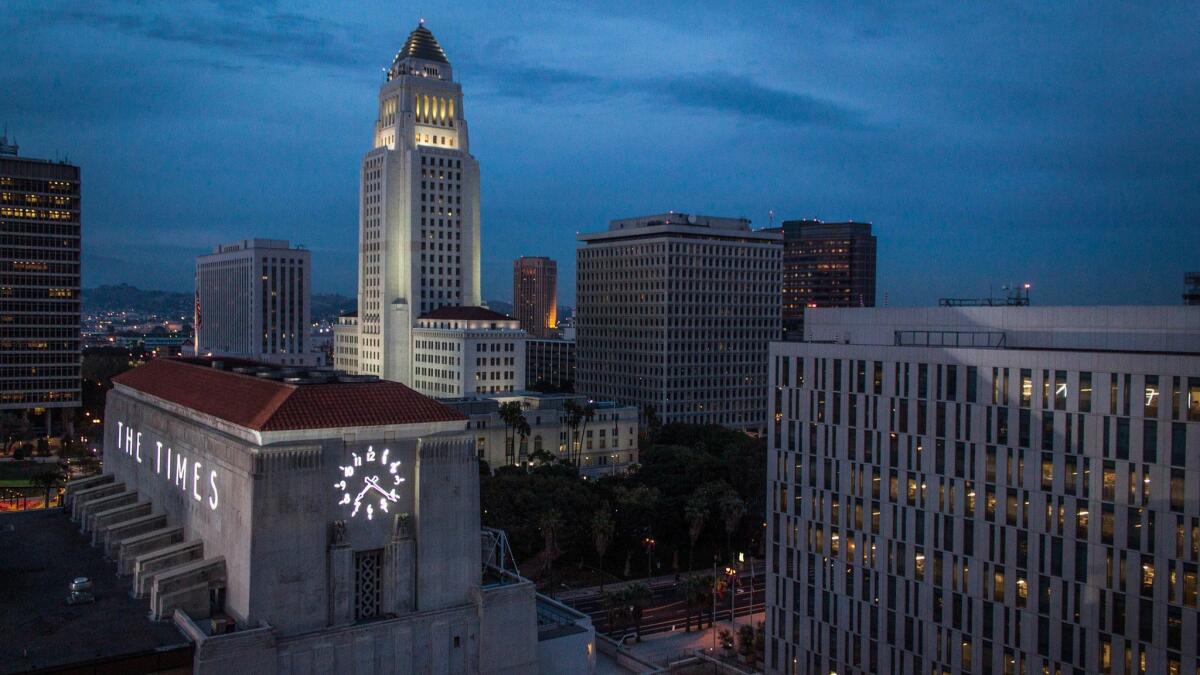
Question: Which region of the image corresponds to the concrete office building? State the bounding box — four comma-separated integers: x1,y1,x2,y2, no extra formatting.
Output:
8,357,594,674
195,239,315,366
766,306,1200,675
337,22,482,385
577,212,782,430
0,133,81,428
779,219,876,338
411,305,526,398
446,392,639,478
1185,272,1199,306
513,256,557,338
526,337,575,391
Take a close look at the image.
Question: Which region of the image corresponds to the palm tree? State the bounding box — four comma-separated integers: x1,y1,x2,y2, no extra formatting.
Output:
575,403,596,467
624,583,652,642
31,470,62,509
602,590,626,637
682,575,709,632
685,493,708,576
498,401,528,467
538,509,563,597
562,400,582,469
719,493,746,564
591,503,615,592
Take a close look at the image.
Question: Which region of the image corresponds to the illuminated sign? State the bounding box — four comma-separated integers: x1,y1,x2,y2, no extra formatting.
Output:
334,446,405,520
115,421,220,511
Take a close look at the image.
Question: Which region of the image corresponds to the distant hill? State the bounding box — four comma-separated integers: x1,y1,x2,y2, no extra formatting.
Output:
84,284,356,322
312,294,356,321
83,284,191,317
486,300,513,315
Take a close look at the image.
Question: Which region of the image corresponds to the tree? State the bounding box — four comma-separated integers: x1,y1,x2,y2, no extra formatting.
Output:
641,404,662,444
602,590,627,637
682,574,710,632
591,503,615,592
684,492,708,577
624,582,652,642
31,470,62,509
537,509,563,597
562,400,582,468
498,401,530,467
575,403,596,467
719,492,746,564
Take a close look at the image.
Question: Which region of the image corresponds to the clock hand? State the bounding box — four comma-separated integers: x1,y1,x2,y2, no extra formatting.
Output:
365,476,400,502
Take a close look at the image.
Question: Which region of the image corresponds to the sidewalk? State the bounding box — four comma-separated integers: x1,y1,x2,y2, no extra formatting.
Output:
623,611,765,669
558,560,765,603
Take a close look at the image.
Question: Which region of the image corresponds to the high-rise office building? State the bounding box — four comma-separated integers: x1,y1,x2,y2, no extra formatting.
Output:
767,306,1200,675
780,219,876,338
1185,272,1199,305
338,22,482,384
195,239,315,366
513,256,557,338
577,212,782,430
0,135,81,429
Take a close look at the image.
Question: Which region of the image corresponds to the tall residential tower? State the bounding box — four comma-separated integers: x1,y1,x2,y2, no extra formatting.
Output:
0,134,81,433
513,256,557,338
339,22,482,384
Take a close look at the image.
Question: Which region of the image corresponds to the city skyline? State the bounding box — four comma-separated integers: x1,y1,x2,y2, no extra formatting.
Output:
4,2,1198,307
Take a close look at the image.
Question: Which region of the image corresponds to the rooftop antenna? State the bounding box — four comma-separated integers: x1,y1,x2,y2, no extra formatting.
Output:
768,209,775,227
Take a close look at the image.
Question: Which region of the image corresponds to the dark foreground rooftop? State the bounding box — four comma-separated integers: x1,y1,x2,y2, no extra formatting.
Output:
0,508,191,674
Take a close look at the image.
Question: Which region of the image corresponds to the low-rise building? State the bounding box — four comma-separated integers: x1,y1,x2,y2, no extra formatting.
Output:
444,392,639,478
412,306,527,398
5,357,594,674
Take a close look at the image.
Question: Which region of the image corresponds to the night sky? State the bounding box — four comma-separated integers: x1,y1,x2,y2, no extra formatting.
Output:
4,1,1197,306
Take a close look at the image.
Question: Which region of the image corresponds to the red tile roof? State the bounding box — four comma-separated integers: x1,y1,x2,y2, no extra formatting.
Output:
112,359,466,432
417,305,512,321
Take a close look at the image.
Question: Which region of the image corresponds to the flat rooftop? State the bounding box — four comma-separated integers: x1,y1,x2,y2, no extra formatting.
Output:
804,306,1200,354
0,509,191,674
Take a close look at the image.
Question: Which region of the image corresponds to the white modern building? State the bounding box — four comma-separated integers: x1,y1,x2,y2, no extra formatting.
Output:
577,212,782,431
412,306,526,398
766,306,1200,675
445,393,639,477
40,357,594,674
337,21,482,385
195,239,315,366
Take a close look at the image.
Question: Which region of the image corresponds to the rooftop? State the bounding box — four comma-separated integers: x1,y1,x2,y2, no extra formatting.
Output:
0,509,192,674
395,22,449,64
112,358,466,432
417,305,513,322
580,212,781,243
803,306,1200,355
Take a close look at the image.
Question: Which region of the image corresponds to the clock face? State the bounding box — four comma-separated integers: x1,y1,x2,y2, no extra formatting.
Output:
334,446,406,520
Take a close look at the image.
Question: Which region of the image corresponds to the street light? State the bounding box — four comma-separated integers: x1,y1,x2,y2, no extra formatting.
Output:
725,566,738,629
642,537,656,578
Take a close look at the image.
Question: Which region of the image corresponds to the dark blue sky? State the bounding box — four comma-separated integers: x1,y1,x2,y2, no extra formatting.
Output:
4,1,1197,305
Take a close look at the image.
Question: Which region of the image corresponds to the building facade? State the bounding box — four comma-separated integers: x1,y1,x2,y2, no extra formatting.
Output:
513,256,557,338
338,22,482,385
766,306,1200,675
411,306,526,398
577,212,781,430
445,393,638,478
56,357,592,674
526,338,575,391
195,239,315,366
0,136,81,423
779,219,876,339
1185,273,1199,306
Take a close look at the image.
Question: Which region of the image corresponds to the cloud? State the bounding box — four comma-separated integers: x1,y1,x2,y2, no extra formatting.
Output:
33,3,367,69
647,73,858,127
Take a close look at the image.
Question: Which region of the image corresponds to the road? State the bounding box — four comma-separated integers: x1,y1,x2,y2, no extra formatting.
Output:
563,570,766,637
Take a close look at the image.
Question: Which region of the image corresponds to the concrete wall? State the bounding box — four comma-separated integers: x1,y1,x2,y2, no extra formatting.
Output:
478,582,539,675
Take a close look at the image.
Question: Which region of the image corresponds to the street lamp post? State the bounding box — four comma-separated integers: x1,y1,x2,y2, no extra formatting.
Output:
642,537,656,578
725,567,738,630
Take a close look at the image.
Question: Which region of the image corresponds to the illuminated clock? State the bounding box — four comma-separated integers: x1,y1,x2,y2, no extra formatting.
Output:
333,446,405,520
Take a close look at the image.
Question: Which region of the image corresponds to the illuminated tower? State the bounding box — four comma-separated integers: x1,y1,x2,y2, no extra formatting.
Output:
348,21,482,383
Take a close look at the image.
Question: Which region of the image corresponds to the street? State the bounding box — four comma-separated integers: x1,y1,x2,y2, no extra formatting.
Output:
565,570,766,638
